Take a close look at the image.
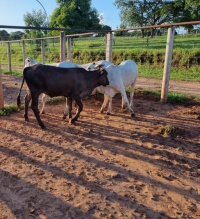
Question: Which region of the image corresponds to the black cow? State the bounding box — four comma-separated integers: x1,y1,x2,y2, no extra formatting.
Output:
17,64,109,129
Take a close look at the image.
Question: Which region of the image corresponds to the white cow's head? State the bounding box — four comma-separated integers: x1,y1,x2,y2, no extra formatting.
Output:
24,57,37,67
87,60,113,71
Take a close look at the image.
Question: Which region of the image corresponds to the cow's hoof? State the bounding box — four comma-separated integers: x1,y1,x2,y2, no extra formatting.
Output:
106,112,110,115
24,117,29,122
40,125,46,129
69,118,76,124
62,115,66,120
40,111,45,115
131,113,135,117
72,118,77,123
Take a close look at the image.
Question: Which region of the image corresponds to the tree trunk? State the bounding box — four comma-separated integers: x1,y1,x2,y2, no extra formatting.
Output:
141,29,145,38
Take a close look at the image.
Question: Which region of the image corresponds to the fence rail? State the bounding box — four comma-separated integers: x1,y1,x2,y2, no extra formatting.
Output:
1,20,200,34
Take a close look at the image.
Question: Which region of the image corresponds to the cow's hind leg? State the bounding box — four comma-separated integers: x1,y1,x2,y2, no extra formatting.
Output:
129,80,137,110
31,93,45,129
40,93,47,114
63,98,69,119
66,98,73,123
70,97,83,124
121,96,125,109
24,93,31,121
120,89,135,117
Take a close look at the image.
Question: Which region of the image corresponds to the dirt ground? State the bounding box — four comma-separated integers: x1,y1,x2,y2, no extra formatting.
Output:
0,74,200,219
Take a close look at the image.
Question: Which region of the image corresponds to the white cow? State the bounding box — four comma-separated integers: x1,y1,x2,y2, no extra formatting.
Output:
96,60,138,117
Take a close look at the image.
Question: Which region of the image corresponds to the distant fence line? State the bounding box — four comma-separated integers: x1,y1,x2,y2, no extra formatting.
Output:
1,31,114,70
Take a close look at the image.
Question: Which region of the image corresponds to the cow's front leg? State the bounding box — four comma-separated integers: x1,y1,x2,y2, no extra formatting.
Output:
71,97,83,123
24,93,31,121
107,96,113,115
31,93,45,129
100,94,109,113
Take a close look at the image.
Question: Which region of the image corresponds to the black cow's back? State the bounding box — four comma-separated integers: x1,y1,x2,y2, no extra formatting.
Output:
24,64,99,98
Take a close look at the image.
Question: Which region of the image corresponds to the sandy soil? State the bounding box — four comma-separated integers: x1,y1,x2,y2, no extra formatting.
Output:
0,75,200,219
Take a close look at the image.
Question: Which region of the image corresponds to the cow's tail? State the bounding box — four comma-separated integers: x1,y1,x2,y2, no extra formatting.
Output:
17,68,26,111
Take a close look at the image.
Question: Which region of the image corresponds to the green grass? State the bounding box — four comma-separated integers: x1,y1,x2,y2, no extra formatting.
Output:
0,104,19,116
2,69,23,77
46,97,66,104
1,34,200,92
135,88,200,105
3,63,200,83
138,64,200,81
1,34,200,65
159,124,177,137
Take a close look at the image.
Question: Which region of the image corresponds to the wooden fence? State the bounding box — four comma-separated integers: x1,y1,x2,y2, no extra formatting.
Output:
0,21,200,108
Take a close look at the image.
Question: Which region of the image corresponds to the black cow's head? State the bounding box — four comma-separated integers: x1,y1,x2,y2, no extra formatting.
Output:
99,69,109,86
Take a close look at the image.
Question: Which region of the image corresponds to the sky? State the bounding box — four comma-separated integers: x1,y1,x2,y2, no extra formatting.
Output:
0,0,121,33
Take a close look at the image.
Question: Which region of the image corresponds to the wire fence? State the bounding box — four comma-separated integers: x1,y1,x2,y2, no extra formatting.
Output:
0,33,200,74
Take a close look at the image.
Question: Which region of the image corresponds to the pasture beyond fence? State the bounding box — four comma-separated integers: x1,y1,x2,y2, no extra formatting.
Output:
0,21,200,108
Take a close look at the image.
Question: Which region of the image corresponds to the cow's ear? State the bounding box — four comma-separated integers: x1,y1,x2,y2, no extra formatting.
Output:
99,65,105,71
95,64,104,71
100,69,106,75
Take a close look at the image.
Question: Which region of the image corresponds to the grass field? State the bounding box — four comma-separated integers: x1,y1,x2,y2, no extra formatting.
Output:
0,33,200,81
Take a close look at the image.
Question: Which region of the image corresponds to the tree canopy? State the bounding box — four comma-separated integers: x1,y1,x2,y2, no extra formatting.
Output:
49,0,110,35
0,30,10,41
23,9,48,38
114,0,200,36
9,31,24,40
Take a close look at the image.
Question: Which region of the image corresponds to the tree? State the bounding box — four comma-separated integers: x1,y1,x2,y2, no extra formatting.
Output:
10,31,24,40
114,24,129,36
0,30,10,41
23,9,47,39
49,0,108,35
114,0,200,37
173,0,200,32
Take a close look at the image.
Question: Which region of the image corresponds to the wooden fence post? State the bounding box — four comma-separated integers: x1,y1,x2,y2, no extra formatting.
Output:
0,63,4,109
22,40,26,66
67,37,72,61
41,39,45,64
7,42,12,72
60,31,66,62
161,27,175,103
106,32,113,62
